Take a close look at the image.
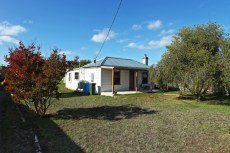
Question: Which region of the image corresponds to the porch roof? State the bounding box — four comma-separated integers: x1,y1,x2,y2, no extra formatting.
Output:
83,57,149,70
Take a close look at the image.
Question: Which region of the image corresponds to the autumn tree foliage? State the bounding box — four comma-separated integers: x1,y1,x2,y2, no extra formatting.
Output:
4,42,70,116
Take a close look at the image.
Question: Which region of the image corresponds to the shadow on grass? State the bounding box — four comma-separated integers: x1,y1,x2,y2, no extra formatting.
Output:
177,94,230,106
177,95,197,100
53,105,157,121
0,88,36,153
202,95,230,106
60,91,86,98
15,99,86,153
33,116,85,153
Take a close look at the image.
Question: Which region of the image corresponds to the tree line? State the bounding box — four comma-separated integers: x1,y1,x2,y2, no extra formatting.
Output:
150,23,230,100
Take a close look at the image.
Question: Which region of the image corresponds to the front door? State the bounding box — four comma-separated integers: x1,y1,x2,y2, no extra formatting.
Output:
129,70,135,90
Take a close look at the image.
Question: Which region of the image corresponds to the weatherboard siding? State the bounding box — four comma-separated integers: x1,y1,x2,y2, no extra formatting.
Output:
115,70,129,91
84,68,101,94
101,69,112,92
101,69,130,92
65,68,101,94
65,69,82,90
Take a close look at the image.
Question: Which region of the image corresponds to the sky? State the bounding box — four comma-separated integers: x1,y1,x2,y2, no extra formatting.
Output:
0,0,230,65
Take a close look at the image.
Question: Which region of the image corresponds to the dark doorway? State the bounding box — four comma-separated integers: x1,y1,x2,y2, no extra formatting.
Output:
129,70,135,90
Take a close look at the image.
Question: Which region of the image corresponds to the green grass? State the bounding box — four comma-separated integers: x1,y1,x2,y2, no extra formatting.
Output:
27,83,230,153
1,82,229,152
58,80,73,93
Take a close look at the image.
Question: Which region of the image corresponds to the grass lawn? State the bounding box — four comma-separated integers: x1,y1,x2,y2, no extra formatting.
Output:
26,82,230,153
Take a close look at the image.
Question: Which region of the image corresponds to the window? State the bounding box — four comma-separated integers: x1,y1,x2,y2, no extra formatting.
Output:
142,72,148,84
75,72,79,80
114,71,120,85
69,73,72,81
91,73,94,82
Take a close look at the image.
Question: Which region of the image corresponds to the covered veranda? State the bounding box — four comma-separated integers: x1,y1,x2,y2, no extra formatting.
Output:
100,66,149,96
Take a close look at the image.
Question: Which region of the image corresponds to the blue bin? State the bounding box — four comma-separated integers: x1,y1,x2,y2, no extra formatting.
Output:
83,82,90,95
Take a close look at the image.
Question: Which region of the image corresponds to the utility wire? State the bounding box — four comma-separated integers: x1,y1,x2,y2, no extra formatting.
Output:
94,0,123,61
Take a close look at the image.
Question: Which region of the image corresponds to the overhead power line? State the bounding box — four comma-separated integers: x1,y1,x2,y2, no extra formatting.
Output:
94,0,123,61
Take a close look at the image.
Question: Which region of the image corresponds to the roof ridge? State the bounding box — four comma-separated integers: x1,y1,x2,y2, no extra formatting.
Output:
107,57,147,66
106,56,134,61
101,57,108,66
83,56,149,69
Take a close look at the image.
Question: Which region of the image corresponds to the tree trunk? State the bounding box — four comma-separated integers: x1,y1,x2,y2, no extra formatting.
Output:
196,94,201,101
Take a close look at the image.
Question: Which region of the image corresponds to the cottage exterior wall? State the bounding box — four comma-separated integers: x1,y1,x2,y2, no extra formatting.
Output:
101,69,130,92
65,67,149,94
83,68,101,94
65,69,82,90
65,68,101,94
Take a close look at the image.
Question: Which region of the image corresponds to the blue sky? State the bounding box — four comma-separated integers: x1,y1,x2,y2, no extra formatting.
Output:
0,0,230,65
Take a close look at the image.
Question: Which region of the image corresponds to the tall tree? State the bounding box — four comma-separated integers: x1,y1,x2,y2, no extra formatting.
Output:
156,23,225,99
222,38,230,95
79,59,91,67
153,53,175,90
4,42,71,116
68,56,91,68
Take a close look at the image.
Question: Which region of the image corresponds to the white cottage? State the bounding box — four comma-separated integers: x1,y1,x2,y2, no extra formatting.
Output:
65,55,150,95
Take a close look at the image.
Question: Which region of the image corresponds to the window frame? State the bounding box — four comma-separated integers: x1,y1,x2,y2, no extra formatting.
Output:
75,72,79,80
68,73,72,82
142,71,148,84
114,70,121,85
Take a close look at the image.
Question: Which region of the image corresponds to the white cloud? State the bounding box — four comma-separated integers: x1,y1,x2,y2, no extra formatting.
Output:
0,21,26,46
127,42,148,50
91,28,117,43
147,20,162,30
127,35,173,50
148,35,173,48
0,35,19,45
159,29,175,36
132,24,142,31
0,21,26,36
59,50,77,55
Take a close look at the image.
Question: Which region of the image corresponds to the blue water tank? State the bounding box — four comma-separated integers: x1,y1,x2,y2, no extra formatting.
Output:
83,82,90,95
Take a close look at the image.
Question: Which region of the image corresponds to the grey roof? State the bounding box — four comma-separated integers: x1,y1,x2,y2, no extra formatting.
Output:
83,57,149,70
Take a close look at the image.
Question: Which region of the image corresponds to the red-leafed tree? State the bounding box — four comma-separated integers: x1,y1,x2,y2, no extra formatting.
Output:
4,42,70,116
